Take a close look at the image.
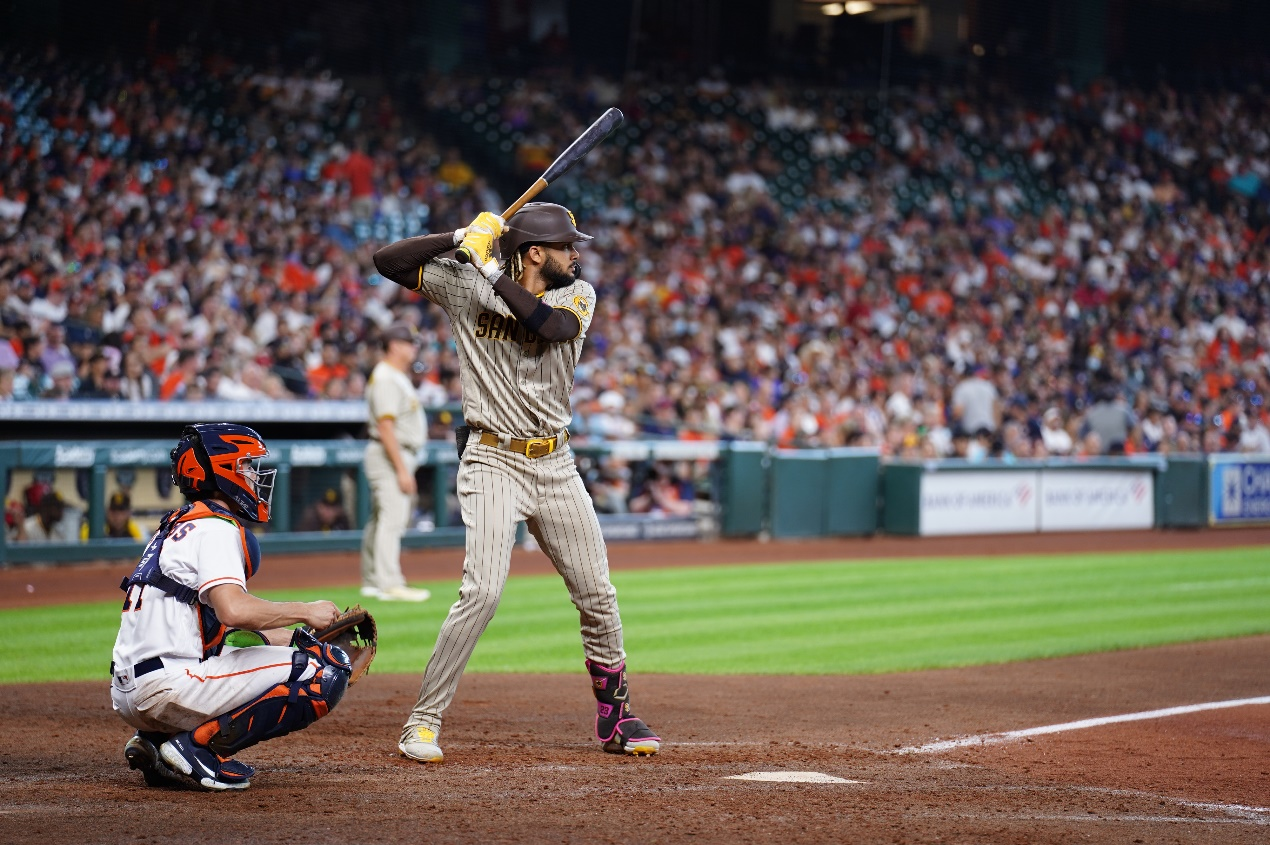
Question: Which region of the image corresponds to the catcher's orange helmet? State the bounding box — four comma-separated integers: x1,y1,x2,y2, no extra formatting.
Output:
170,423,276,522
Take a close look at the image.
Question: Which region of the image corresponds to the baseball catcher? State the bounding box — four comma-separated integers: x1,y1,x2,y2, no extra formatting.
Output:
110,423,357,791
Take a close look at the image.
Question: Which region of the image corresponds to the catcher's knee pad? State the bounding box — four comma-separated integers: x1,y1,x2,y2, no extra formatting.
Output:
291,626,353,674
193,650,350,756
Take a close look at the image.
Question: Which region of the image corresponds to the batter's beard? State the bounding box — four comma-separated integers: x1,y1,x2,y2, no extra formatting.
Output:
542,255,581,290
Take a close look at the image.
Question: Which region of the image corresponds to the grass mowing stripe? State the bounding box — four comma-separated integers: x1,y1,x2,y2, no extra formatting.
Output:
604,548,1270,674
465,546,1270,674
1,546,1268,682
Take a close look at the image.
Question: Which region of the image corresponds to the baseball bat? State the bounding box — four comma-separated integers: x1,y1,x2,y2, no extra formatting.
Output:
456,107,624,264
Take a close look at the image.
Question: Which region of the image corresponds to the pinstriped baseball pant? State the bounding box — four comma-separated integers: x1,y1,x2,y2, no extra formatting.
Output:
404,442,625,733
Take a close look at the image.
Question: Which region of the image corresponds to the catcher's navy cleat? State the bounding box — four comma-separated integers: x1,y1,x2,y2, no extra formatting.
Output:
160,733,252,791
124,732,185,788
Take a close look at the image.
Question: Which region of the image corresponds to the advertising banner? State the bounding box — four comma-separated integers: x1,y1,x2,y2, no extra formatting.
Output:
919,471,1039,535
598,515,700,541
1209,456,1270,525
1039,470,1155,531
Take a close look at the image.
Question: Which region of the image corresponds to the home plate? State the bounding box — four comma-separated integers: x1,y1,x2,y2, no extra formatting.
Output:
726,771,867,784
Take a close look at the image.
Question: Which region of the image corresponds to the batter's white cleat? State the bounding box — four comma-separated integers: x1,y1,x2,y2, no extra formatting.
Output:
399,726,444,763
359,586,383,599
378,585,431,602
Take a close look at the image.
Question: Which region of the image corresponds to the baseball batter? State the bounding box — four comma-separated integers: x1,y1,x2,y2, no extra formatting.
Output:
110,423,349,791
373,202,660,761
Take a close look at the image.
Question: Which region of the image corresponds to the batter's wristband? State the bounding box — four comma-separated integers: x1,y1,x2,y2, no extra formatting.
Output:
523,300,555,334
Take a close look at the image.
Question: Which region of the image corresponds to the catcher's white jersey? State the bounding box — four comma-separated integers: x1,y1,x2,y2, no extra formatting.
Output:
112,518,249,671
415,259,595,438
111,514,301,735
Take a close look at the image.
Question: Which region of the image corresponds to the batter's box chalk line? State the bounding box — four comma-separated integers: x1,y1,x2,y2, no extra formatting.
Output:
725,771,869,784
892,695,1270,755
992,785,1270,825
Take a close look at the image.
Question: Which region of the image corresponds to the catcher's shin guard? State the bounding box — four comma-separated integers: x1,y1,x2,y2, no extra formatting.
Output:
586,659,660,756
192,648,351,757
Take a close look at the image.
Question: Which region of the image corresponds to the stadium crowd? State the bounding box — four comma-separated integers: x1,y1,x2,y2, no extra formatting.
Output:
3,47,1270,463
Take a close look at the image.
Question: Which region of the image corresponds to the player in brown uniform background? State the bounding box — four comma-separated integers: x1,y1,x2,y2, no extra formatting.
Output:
372,202,660,762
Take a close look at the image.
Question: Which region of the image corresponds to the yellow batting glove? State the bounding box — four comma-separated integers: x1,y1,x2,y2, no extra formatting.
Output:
459,211,506,280
471,211,507,236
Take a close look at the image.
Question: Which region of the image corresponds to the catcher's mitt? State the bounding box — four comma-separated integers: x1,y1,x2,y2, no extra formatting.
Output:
308,604,377,684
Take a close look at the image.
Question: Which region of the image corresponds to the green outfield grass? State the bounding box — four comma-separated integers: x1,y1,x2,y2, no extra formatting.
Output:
2,545,1269,684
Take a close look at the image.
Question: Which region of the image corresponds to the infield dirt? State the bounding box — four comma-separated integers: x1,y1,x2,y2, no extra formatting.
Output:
2,528,1268,844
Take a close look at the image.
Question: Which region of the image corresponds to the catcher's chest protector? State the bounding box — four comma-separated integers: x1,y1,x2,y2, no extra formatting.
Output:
120,500,263,660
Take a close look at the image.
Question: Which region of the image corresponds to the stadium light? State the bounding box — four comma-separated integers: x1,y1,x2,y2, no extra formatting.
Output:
821,3,845,15
845,1,875,13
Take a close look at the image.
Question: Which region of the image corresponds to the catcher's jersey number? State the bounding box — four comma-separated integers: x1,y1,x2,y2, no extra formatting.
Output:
122,584,147,612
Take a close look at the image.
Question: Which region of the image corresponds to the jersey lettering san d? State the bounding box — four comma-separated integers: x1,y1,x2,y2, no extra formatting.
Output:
474,310,544,348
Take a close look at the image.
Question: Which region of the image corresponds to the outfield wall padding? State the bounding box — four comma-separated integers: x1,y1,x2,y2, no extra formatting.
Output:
0,441,1238,565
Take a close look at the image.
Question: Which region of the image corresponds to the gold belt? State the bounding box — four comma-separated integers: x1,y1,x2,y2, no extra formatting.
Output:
476,430,569,458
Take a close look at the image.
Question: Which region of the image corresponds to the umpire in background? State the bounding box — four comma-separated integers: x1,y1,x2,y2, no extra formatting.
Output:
360,321,431,603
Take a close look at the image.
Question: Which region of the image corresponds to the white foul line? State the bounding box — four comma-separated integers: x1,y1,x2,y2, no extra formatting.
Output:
894,696,1270,754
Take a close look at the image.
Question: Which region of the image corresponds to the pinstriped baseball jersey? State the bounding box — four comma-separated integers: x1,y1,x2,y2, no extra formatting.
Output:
413,259,594,438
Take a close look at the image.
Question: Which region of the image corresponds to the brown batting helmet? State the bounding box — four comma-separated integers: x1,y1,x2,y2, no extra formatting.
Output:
499,202,593,256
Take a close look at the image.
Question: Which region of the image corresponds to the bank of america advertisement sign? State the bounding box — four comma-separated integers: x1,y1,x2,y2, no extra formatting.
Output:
920,471,1039,535
1039,471,1154,531
1210,456,1270,524
919,468,1155,535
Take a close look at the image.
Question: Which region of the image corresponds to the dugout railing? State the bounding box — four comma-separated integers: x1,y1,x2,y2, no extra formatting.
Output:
0,438,1229,566
0,438,741,566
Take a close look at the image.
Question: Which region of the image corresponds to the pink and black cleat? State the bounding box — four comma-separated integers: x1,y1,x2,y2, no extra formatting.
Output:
586,659,661,756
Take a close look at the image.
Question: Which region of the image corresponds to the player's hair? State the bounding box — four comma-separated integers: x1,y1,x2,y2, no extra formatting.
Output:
507,249,526,284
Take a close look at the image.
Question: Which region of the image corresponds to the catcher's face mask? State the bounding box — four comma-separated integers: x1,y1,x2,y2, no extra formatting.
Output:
171,423,277,522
